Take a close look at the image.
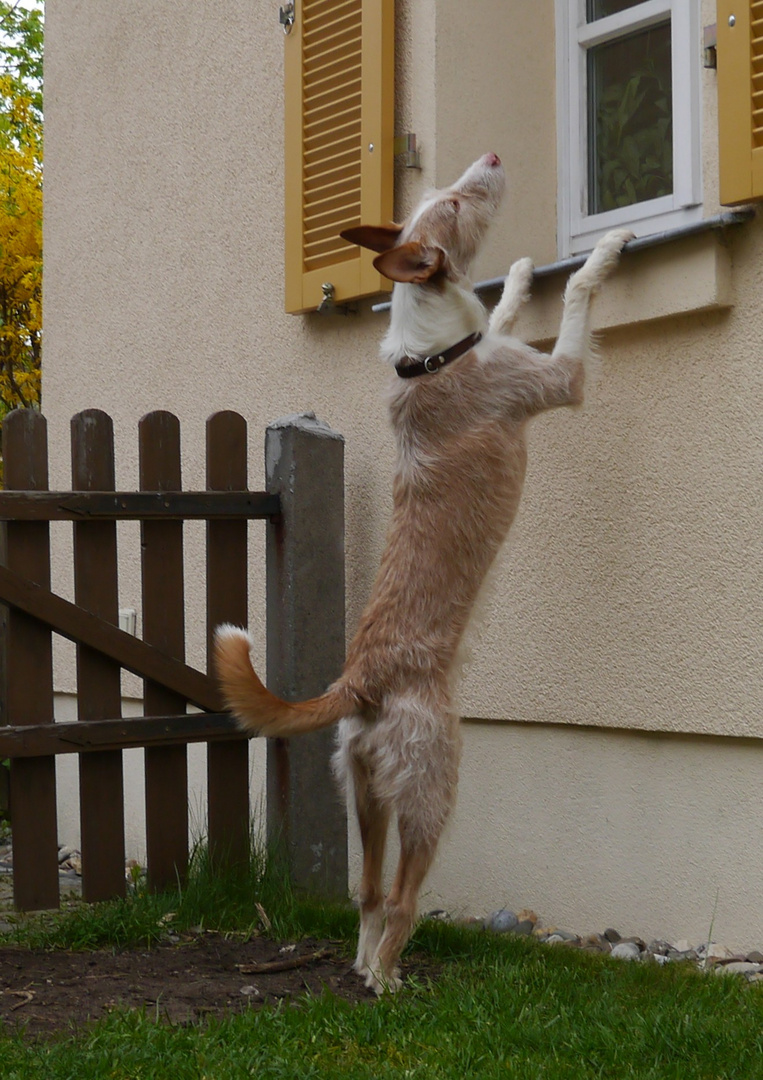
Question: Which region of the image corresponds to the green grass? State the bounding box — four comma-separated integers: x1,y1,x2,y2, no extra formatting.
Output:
2,850,763,1078
1,841,357,952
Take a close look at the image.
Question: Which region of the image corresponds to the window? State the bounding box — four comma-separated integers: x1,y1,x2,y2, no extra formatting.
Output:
556,0,701,256
283,0,394,314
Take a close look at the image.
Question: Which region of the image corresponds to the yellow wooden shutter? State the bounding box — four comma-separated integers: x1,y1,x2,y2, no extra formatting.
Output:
718,0,763,204
284,0,394,314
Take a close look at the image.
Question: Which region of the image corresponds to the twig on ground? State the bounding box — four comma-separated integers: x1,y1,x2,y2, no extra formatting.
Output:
236,947,331,975
5,987,35,1011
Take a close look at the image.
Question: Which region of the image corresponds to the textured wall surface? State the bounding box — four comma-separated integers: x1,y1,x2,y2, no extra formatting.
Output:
44,0,763,942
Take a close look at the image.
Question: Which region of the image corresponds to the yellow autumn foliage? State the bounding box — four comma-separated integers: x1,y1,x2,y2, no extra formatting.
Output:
0,72,41,415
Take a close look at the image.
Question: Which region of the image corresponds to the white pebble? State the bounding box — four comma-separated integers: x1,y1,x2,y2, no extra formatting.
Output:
610,942,641,961
714,962,762,976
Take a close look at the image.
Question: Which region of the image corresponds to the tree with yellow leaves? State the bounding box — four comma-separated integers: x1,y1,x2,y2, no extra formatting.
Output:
0,1,42,417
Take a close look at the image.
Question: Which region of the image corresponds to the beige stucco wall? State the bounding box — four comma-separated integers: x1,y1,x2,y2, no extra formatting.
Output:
43,1,763,946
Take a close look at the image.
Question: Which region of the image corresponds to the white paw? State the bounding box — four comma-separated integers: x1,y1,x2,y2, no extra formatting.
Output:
364,964,403,995
505,255,534,301
488,256,534,334
595,227,635,259
572,229,634,294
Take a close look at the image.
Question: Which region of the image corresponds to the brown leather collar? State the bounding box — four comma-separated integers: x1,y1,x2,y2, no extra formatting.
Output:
394,332,482,379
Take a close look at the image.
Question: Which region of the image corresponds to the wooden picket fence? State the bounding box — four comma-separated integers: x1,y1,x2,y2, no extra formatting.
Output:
0,407,347,911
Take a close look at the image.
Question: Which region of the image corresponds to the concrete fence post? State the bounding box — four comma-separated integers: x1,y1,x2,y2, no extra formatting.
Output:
265,412,347,898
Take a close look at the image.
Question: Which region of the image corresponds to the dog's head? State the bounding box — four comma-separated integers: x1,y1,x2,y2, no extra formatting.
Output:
341,152,505,285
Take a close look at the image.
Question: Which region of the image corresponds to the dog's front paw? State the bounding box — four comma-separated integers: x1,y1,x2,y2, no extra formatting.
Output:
488,256,535,335
576,228,634,293
505,256,534,302
592,227,635,270
597,227,635,257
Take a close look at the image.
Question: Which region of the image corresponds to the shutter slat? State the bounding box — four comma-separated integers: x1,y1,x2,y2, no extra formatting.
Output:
302,0,358,25
304,184,361,218
305,222,357,250
304,85,362,124
305,201,362,235
304,169,359,197
304,5,361,40
303,18,361,54
304,118,361,152
304,103,362,144
304,139,361,172
304,158,361,191
302,50,362,89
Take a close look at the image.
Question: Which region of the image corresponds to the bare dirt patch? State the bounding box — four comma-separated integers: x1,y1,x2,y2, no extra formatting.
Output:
0,934,382,1038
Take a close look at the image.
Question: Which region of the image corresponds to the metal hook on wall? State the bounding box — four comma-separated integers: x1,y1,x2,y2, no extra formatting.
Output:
279,2,295,34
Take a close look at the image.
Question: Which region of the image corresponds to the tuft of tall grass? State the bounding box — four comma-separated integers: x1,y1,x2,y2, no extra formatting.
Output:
0,833,357,952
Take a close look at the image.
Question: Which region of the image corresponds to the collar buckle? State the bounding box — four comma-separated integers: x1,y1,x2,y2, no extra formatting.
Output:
395,332,482,380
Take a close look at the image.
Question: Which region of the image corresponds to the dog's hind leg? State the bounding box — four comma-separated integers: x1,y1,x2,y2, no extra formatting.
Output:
352,757,390,978
365,818,439,994
365,703,461,994
488,256,534,336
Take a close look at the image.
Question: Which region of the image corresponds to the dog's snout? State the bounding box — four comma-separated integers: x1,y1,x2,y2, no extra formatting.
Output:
483,152,501,168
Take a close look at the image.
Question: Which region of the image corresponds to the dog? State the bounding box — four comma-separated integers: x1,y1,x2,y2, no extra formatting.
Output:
214,152,631,993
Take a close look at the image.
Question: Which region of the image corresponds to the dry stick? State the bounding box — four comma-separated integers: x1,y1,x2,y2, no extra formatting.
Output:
5,988,35,1011
236,948,332,975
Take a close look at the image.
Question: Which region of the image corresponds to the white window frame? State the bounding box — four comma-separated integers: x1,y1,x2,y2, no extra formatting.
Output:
556,0,703,257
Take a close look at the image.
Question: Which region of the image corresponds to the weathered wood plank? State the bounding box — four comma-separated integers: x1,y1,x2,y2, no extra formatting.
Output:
0,490,280,521
3,409,59,911
206,411,250,870
0,562,224,711
0,713,243,757
139,411,189,891
72,409,127,902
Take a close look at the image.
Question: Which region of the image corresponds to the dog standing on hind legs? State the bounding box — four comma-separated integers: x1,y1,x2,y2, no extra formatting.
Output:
214,152,632,993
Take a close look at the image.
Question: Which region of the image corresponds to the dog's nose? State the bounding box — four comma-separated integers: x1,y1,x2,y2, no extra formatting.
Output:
484,152,501,168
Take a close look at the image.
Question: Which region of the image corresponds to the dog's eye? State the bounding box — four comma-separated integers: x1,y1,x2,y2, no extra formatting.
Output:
450,199,461,212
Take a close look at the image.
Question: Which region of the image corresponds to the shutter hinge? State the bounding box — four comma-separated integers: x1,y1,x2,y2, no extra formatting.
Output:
394,133,422,170
703,23,717,69
279,2,295,34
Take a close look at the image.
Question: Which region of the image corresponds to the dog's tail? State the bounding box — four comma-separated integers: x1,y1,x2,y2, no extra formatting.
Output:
213,624,357,736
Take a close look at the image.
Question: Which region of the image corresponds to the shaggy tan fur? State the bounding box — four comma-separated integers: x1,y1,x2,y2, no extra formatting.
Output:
214,153,631,993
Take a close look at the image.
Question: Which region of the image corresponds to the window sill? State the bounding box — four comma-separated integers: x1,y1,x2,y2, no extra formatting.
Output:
487,212,751,347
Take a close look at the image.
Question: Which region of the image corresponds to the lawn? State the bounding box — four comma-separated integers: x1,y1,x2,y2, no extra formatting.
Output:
1,849,761,1079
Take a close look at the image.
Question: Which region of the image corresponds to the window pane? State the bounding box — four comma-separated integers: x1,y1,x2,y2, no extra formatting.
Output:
587,22,672,215
587,0,647,19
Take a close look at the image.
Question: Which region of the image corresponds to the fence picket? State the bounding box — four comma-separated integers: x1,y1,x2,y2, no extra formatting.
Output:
71,410,126,901
206,411,250,870
3,410,59,910
139,412,189,891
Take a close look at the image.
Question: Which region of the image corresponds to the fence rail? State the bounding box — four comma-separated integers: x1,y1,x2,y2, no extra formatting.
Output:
0,407,347,910
0,713,239,757
0,491,281,520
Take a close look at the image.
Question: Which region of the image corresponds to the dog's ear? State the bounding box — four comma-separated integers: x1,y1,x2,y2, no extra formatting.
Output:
340,224,403,253
373,241,451,284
